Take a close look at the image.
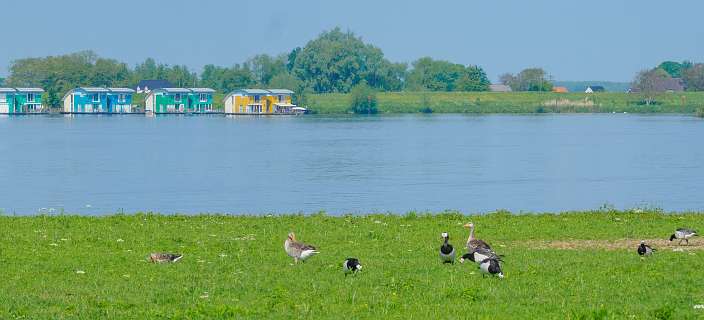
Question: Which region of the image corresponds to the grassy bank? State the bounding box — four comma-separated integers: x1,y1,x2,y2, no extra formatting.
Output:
307,91,704,114
2,210,703,319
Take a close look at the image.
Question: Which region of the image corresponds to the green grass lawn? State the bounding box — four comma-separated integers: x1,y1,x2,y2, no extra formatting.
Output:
307,91,704,115
1,210,703,319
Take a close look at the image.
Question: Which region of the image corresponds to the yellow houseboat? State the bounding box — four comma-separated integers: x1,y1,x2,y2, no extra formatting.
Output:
223,89,304,115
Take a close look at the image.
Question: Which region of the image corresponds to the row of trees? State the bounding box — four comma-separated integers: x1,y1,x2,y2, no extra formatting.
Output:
3,28,512,107
633,60,704,93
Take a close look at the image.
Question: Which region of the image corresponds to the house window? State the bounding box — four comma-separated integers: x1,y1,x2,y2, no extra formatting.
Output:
92,94,100,102
199,93,207,102
278,95,284,102
254,95,260,102
118,94,126,103
175,94,182,102
27,93,35,102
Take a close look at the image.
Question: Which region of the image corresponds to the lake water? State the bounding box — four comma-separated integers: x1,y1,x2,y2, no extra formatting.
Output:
1,114,703,215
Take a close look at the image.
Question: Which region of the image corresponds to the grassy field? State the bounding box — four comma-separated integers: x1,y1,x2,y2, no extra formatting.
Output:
306,91,704,114
1,210,703,319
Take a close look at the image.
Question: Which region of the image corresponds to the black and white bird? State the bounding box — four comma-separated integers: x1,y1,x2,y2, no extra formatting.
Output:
670,228,698,245
478,258,504,279
149,253,183,263
459,247,501,264
637,241,655,256
464,222,491,252
343,258,362,276
439,232,456,264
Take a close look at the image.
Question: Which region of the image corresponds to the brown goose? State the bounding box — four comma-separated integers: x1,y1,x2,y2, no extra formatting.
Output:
284,232,319,263
464,222,491,252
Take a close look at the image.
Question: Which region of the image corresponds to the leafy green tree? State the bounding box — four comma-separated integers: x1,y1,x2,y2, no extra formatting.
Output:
0,77,5,86
406,57,488,92
200,64,254,93
657,61,688,78
501,68,553,91
349,81,378,114
247,54,287,86
290,28,405,93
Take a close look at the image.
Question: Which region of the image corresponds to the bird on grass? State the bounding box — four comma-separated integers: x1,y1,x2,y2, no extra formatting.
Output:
459,247,502,264
464,222,491,252
439,232,456,264
149,253,183,263
343,258,362,276
670,228,698,246
478,258,504,279
284,232,319,264
637,241,655,256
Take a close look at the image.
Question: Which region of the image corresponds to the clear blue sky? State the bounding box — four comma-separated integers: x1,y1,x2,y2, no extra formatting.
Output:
2,0,702,82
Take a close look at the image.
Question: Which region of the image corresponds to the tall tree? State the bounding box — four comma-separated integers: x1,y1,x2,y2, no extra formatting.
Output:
681,64,704,91
289,28,405,93
632,68,672,105
247,54,287,86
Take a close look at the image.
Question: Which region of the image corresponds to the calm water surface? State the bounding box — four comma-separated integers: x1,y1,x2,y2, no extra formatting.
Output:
1,114,703,215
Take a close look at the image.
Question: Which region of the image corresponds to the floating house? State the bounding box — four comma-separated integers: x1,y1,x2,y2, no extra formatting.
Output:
0,88,45,114
187,88,216,113
223,89,301,114
144,88,217,114
62,87,136,113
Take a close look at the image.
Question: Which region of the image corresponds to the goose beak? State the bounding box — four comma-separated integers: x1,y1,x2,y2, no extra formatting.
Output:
463,223,471,228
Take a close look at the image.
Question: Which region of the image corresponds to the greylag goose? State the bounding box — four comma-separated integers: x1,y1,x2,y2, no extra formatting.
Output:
149,253,183,263
670,228,698,245
479,258,504,279
459,247,501,264
284,232,319,263
637,241,655,256
439,232,456,264
464,222,491,251
343,258,362,276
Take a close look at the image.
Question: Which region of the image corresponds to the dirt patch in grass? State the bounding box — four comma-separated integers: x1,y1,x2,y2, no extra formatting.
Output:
507,239,704,251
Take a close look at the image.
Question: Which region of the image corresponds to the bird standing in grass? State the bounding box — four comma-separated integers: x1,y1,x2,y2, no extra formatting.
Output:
343,258,362,276
637,241,655,256
670,228,698,245
479,258,504,279
439,232,456,264
149,253,183,263
464,222,491,251
284,232,319,264
459,247,501,264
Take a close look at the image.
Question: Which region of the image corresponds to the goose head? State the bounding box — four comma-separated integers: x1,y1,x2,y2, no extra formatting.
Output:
463,222,474,229
441,232,449,239
669,234,676,241
288,232,296,241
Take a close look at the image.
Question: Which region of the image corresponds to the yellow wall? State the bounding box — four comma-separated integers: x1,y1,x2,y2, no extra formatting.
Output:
232,95,291,113
233,94,292,113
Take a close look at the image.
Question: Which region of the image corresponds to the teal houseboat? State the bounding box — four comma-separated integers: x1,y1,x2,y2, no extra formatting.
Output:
62,87,136,113
0,88,45,114
145,88,217,114
188,88,216,113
